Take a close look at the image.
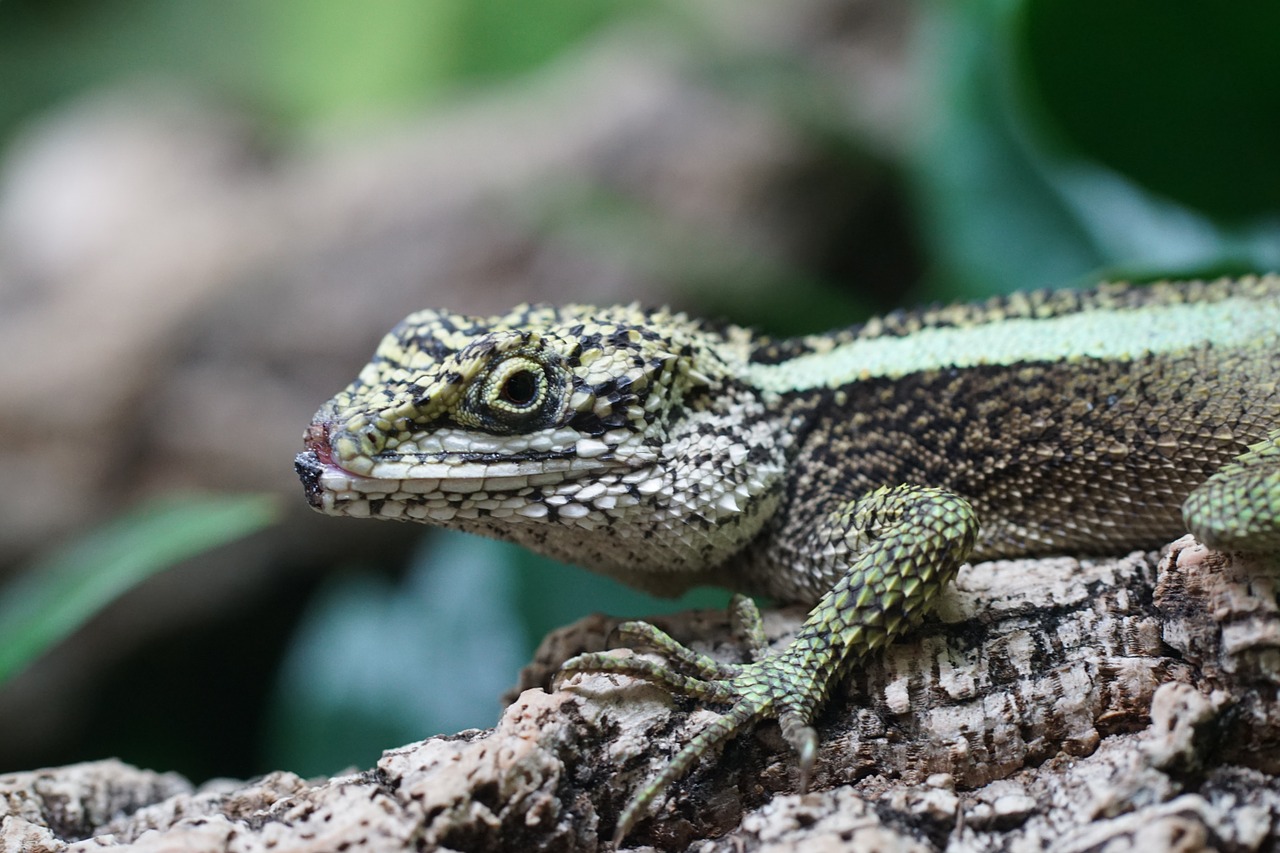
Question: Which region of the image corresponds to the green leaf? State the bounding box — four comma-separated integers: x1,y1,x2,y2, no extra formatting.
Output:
911,0,1106,298
0,494,280,684
1018,0,1280,221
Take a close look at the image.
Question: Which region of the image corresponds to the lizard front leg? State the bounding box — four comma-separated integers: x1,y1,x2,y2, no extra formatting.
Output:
560,484,980,843
1183,427,1280,552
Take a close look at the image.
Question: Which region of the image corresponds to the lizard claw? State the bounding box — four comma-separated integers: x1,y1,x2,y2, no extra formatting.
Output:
779,710,818,792
563,613,826,844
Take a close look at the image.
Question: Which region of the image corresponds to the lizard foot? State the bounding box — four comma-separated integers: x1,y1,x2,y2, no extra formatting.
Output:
559,594,824,845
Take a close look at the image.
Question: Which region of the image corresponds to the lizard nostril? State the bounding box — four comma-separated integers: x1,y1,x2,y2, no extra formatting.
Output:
303,422,329,451
303,422,336,466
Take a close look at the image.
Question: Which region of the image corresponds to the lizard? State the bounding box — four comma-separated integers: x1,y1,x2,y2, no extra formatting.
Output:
295,275,1280,843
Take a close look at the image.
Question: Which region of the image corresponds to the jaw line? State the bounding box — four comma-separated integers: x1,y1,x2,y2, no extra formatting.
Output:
301,420,644,504
313,451,617,498
355,451,602,481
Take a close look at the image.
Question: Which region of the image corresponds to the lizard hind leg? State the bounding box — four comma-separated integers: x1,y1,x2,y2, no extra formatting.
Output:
1183,427,1280,552
561,484,979,842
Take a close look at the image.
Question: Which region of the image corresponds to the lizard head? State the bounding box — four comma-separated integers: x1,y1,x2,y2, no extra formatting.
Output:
297,302,751,524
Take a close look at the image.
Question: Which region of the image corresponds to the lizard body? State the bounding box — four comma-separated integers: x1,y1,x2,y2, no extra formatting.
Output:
296,275,1280,841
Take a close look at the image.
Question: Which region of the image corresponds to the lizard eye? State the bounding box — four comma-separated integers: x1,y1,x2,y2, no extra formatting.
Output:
460,354,562,433
498,369,540,408
489,358,546,414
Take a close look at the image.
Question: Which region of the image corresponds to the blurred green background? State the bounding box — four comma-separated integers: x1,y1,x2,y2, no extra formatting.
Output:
1,0,1278,786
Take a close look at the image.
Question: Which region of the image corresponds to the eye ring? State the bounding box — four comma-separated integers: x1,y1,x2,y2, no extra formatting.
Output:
498,368,540,408
454,352,562,434
485,356,553,423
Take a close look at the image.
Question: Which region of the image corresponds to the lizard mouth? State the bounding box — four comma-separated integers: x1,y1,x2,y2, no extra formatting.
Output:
295,420,613,517
296,421,351,510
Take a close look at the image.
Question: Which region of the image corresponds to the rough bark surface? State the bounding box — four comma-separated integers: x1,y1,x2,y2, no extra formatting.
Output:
3,538,1279,852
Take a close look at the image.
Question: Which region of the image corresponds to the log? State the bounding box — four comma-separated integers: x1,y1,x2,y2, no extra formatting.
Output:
4,537,1278,851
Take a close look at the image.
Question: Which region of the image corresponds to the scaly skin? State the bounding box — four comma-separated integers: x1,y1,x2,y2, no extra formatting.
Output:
296,276,1280,843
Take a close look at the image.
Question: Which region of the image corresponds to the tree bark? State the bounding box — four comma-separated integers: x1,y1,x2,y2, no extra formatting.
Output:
4,537,1279,851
